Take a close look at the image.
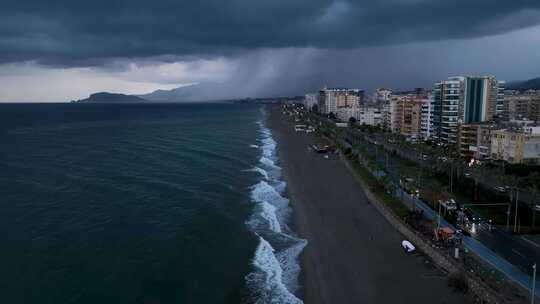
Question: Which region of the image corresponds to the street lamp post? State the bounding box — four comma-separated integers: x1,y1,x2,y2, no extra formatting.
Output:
450,162,454,194
507,204,511,232
437,200,442,230
532,263,536,304
515,188,520,233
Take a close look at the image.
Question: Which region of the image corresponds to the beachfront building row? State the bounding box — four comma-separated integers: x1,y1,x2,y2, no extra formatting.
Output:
302,76,540,164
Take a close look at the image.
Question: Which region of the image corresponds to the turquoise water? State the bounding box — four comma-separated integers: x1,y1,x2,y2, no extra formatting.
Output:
0,103,268,303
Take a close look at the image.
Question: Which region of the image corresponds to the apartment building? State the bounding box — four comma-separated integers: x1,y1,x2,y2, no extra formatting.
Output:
304,93,318,111
457,123,496,160
390,90,427,139
420,93,433,140
336,106,359,122
375,88,392,103
432,76,504,145
318,88,363,115
505,90,540,122
358,106,383,126
491,126,540,164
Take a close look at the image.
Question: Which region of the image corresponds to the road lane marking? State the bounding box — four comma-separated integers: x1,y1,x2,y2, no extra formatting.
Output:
512,249,525,258
521,236,540,249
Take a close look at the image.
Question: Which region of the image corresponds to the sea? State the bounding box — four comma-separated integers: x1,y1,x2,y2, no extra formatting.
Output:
0,103,306,304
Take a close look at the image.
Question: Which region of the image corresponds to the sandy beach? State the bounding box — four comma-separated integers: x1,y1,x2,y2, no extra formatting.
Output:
267,106,466,304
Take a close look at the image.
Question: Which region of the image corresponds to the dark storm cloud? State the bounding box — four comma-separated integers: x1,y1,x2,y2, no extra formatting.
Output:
1,0,540,66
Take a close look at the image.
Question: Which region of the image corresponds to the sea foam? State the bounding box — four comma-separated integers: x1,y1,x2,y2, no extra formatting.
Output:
246,167,270,180
246,237,303,304
246,114,307,303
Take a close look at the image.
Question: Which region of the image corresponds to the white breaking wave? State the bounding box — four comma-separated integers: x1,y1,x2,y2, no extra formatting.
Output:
251,181,289,210
246,115,307,304
246,237,303,304
277,238,308,293
246,201,282,234
250,144,260,148
247,167,270,180
260,156,280,170
274,181,287,194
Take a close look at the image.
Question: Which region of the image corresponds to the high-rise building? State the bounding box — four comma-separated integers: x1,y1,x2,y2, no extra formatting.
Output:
390,91,426,139
496,80,506,118
375,88,392,103
462,76,502,123
432,77,463,145
420,93,433,140
304,93,318,111
432,76,504,145
318,88,364,115
382,99,395,131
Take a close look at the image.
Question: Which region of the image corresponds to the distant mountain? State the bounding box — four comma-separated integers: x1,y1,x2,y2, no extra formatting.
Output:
139,83,244,102
72,92,148,103
506,77,540,90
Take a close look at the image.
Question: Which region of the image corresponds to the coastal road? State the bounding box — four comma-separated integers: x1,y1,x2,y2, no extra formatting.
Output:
268,106,466,304
356,130,540,279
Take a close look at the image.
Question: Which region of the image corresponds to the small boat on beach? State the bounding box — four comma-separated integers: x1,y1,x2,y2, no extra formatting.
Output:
401,240,416,253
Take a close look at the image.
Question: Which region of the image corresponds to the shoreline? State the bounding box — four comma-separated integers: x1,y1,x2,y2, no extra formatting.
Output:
267,105,467,304
245,116,307,303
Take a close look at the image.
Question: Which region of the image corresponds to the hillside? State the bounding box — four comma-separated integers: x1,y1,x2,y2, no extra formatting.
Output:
506,77,540,90
72,92,148,103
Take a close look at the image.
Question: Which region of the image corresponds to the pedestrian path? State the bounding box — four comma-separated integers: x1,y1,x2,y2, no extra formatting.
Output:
356,149,537,296
409,191,539,297
463,237,538,295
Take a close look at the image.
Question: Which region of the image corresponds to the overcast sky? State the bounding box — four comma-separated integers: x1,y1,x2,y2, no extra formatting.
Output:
1,0,540,102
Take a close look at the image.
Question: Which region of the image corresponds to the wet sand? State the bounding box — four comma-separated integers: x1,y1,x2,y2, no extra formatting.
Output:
267,106,466,304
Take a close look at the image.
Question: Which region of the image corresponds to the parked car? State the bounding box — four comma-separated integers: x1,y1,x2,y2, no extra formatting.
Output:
494,186,507,193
